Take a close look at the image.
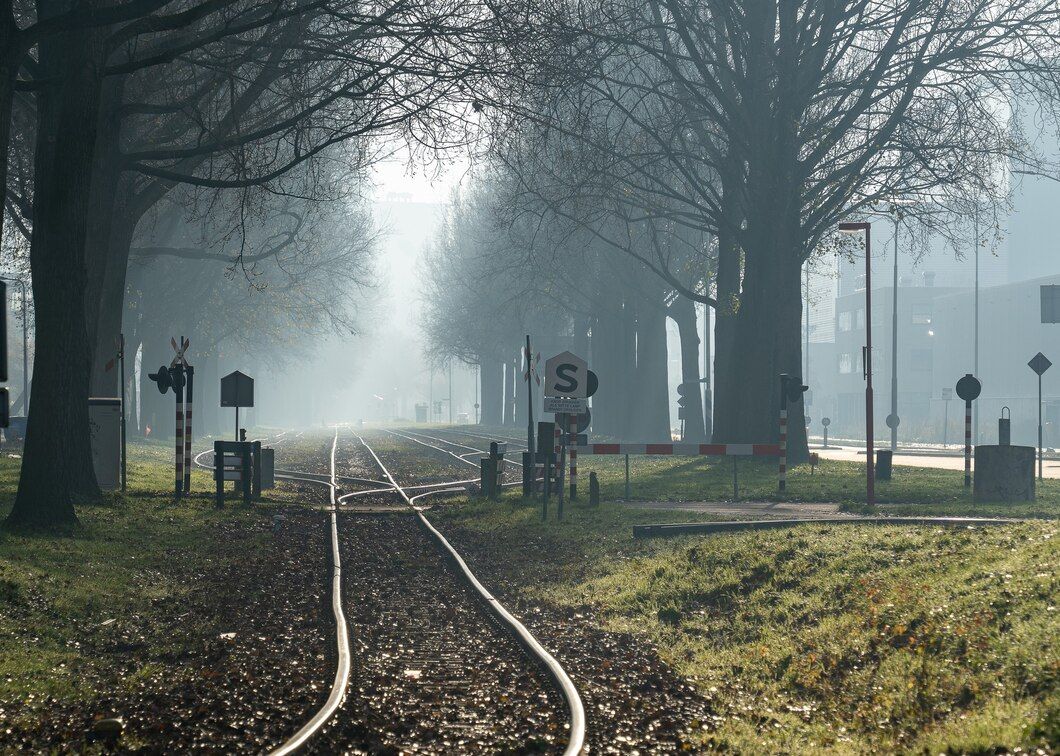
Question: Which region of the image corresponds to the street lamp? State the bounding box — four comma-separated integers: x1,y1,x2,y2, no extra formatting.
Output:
839,221,875,506
0,276,29,415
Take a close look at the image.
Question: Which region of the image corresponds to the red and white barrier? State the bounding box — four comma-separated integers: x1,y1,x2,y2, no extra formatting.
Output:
568,443,780,456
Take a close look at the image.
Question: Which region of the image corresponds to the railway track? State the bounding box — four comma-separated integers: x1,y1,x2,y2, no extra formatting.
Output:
199,428,585,754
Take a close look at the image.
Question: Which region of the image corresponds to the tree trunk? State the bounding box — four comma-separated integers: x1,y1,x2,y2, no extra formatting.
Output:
669,296,706,441
479,358,502,425
631,297,670,439
725,229,807,462
8,21,106,527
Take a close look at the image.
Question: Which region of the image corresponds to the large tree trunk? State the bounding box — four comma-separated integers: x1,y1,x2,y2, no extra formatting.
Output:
479,357,503,426
631,297,670,439
8,21,106,528
725,228,807,462
669,296,706,441
711,224,741,443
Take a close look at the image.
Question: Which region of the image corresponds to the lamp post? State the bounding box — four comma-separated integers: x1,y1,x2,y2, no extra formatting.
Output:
839,221,875,505
889,209,901,451
0,276,29,415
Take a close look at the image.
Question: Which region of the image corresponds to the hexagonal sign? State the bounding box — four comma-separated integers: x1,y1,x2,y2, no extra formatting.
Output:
543,351,588,398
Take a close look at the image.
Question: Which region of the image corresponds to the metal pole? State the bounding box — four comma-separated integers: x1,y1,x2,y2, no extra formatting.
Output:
448,359,453,424
1039,373,1044,480
805,264,810,390
526,336,535,464
624,453,631,499
890,213,899,451
235,406,239,441
943,398,950,447
865,227,876,506
119,334,127,491
475,363,480,424
964,400,972,488
974,208,979,446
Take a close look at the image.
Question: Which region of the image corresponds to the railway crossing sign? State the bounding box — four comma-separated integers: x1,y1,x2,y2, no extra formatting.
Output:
544,351,589,398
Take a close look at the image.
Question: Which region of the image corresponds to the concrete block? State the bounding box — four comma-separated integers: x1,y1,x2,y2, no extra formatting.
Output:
974,445,1035,502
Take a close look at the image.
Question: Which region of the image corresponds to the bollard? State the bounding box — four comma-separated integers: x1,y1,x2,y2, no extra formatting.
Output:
999,407,1011,446
876,449,893,481
588,471,599,507
624,453,631,499
732,457,738,501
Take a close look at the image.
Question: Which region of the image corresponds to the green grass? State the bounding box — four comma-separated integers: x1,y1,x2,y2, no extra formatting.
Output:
434,493,1060,753
0,439,274,707
434,428,1060,517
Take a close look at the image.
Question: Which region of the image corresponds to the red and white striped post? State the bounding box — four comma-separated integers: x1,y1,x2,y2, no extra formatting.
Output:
183,365,194,493
569,413,578,499
964,399,973,488
174,365,185,496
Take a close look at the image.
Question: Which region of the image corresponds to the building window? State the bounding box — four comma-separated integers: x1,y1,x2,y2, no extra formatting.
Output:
910,348,932,371
912,306,932,325
839,353,853,374
838,311,852,332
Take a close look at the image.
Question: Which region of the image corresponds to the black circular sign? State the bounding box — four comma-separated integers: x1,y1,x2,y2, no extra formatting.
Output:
822,417,831,427
955,374,982,402
886,413,901,429
586,370,599,398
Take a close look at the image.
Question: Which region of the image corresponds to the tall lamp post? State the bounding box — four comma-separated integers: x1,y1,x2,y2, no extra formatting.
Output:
889,208,901,451
839,221,875,505
0,276,29,415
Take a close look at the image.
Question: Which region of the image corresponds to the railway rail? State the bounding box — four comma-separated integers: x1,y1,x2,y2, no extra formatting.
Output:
199,428,585,754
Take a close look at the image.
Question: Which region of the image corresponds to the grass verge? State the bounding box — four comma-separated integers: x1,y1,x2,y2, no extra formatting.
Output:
0,439,275,709
434,492,1060,753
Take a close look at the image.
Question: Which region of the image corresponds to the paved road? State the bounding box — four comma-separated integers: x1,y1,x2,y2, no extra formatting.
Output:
815,444,1060,478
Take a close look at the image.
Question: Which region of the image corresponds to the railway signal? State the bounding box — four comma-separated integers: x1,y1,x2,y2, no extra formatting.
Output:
955,373,982,487
149,337,194,496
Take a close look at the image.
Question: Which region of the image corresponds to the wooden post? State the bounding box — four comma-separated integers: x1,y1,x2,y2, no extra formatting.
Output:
252,440,262,500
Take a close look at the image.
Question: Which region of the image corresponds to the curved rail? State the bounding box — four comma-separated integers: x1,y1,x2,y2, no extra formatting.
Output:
357,434,586,756
268,431,352,755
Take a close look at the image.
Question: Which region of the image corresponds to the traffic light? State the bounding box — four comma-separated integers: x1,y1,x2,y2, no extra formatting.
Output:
148,365,172,394
148,365,185,395
786,376,809,403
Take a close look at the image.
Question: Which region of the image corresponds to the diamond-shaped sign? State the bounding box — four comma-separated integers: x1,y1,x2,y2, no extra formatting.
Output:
1029,352,1052,376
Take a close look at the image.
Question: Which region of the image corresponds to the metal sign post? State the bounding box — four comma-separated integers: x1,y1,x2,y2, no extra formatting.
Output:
955,374,982,488
1029,352,1052,480
822,417,831,449
942,387,953,447
525,335,536,498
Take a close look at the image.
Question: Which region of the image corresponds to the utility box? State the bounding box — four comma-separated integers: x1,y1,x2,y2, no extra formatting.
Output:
260,447,275,489
974,445,1035,502
89,397,121,490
